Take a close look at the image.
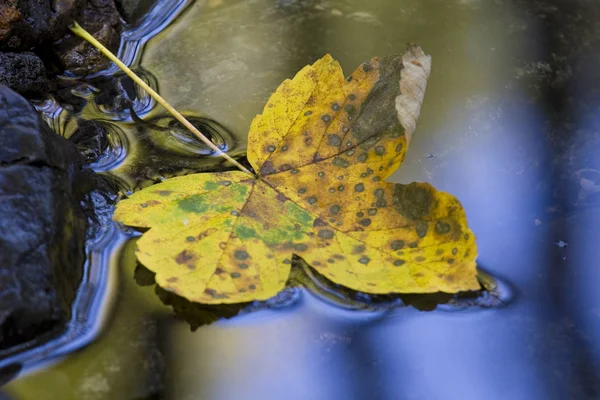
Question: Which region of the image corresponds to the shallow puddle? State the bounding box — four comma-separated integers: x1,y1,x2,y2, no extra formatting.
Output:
3,0,600,398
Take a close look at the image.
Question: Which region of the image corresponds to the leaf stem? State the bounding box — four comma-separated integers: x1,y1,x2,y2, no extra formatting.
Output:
69,21,255,177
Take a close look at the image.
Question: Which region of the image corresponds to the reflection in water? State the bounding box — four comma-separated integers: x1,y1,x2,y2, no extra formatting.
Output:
143,115,235,156
4,0,600,398
132,260,510,332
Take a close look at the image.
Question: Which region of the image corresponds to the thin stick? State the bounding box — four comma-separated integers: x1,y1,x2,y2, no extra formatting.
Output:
69,22,255,177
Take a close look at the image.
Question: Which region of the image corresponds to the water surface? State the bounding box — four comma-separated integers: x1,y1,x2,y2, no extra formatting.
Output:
4,0,600,398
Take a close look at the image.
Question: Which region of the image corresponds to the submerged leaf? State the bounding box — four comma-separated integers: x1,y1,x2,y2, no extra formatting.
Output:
114,46,480,304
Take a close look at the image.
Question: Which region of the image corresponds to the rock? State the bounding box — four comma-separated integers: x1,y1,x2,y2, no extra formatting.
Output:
54,0,123,75
0,0,84,51
0,0,123,75
70,119,111,163
0,85,91,351
0,52,49,96
114,0,158,24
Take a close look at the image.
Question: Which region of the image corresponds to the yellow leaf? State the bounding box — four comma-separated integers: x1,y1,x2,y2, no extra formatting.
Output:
114,46,480,304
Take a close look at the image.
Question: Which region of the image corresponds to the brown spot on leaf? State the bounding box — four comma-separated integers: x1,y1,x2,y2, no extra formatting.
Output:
415,221,428,238
359,218,371,227
176,250,196,264
318,229,335,239
294,243,308,252
435,221,451,235
392,183,433,220
260,161,276,175
390,240,405,250
352,245,366,254
313,218,327,227
328,134,342,146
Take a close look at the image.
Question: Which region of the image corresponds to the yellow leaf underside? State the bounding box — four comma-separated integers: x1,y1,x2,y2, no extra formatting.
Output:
114,49,479,304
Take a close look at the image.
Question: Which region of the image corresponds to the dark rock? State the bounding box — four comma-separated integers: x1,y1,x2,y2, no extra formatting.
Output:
0,52,48,96
114,0,158,24
118,0,160,24
0,0,123,75
0,85,91,351
54,0,123,75
69,119,110,164
0,0,84,51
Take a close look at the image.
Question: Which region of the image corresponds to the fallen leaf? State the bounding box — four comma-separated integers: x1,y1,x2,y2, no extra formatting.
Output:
114,46,480,304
